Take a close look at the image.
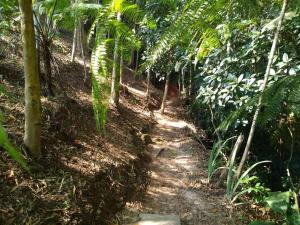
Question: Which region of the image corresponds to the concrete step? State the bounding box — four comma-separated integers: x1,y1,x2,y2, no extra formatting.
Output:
133,214,181,225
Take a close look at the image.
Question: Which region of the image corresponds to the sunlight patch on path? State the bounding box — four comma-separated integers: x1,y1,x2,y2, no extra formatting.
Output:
120,99,235,225
154,113,187,129
134,214,181,225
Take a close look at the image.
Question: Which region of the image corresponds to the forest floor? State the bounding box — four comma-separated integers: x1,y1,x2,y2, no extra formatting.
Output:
118,98,244,225
0,31,251,225
0,32,159,224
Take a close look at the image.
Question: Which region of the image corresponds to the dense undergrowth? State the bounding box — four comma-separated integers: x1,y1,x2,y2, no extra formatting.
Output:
189,9,300,225
1,0,300,224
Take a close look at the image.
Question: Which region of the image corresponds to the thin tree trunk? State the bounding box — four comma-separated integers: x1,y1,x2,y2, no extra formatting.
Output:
71,26,77,62
120,50,124,84
182,68,186,97
79,22,88,82
160,72,170,114
178,72,181,95
129,50,135,68
146,68,151,100
110,12,121,106
42,43,54,96
19,0,42,158
145,40,151,99
135,50,139,74
235,0,289,179
188,64,192,96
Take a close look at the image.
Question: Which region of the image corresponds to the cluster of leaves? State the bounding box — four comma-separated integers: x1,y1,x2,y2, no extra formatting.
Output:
0,0,18,35
195,14,300,132
192,8,300,224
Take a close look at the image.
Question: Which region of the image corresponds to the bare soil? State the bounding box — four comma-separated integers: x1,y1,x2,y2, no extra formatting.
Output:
118,99,244,225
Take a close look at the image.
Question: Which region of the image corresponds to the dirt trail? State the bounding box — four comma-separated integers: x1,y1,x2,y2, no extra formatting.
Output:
120,98,237,225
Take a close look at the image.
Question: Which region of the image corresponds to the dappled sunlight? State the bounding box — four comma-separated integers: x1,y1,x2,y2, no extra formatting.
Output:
174,155,198,173
154,113,187,129
126,84,147,98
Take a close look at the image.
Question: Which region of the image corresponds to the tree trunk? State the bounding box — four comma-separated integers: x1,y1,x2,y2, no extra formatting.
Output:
188,64,192,96
110,12,122,106
135,50,139,74
19,0,42,158
79,22,88,82
178,72,181,95
146,68,151,100
181,68,186,97
71,26,77,62
129,50,135,68
42,42,54,96
235,0,289,179
160,73,170,114
120,51,124,84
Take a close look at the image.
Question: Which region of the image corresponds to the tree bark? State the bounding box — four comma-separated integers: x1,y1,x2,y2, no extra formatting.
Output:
181,68,186,97
42,42,54,96
19,0,42,158
235,0,289,178
129,50,135,68
135,50,139,74
160,73,170,114
79,22,88,82
188,64,192,96
120,51,124,84
71,26,77,62
110,12,122,106
178,72,181,95
146,68,151,100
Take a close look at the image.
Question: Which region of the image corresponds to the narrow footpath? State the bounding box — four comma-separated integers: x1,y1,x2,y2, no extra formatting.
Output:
119,98,237,225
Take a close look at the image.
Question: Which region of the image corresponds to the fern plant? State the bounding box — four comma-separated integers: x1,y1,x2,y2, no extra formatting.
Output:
86,0,142,130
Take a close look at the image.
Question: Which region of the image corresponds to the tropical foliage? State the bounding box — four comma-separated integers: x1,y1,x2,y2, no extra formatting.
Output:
1,0,300,223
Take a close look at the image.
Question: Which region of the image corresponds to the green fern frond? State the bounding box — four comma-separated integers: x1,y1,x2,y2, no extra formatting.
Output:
121,3,144,23
91,32,110,132
197,28,221,59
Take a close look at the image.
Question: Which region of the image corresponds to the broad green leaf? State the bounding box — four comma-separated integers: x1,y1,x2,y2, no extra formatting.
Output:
283,53,289,63
287,212,300,225
265,191,290,214
269,68,276,76
289,68,296,76
238,74,244,83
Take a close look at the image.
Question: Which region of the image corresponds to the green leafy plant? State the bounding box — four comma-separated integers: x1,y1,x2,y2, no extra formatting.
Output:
225,145,271,204
87,0,142,130
250,191,300,225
